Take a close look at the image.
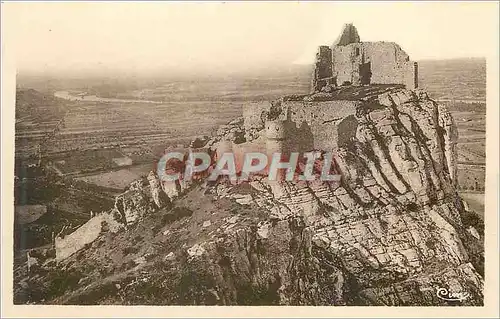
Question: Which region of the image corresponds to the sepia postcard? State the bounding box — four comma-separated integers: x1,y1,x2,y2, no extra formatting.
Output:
1,1,499,318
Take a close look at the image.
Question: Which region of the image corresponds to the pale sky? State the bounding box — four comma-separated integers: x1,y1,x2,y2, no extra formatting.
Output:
3,1,498,74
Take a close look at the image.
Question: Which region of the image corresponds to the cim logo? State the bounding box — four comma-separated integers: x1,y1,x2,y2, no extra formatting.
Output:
436,287,470,302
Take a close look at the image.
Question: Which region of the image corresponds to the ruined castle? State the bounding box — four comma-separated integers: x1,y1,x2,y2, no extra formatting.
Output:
42,21,482,307
54,23,443,262
239,23,421,160
311,23,418,92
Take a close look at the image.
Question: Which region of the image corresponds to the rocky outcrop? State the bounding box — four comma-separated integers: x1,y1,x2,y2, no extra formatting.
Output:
161,88,483,305
114,186,154,226
113,172,171,226
206,117,247,148
147,171,170,208
54,172,172,261
164,217,482,305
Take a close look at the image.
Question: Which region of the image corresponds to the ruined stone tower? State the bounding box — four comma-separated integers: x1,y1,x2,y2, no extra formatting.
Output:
311,23,418,92
334,23,360,46
265,104,299,158
265,120,288,157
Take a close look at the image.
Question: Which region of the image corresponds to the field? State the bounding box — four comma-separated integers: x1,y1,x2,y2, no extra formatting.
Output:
459,192,485,219
75,164,154,190
48,101,240,153
418,58,486,101
43,98,267,179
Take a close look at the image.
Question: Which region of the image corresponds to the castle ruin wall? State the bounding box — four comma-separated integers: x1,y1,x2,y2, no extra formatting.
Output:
243,100,359,155
332,42,418,89
311,24,419,91
284,100,359,152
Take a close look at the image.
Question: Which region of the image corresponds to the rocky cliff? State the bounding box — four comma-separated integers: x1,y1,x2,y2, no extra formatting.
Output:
16,88,483,306
169,88,482,305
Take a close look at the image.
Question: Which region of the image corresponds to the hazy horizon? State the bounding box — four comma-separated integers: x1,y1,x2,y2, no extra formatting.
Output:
4,2,497,76
15,57,486,81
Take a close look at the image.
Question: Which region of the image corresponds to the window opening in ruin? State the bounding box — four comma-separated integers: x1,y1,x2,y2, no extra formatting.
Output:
355,47,360,56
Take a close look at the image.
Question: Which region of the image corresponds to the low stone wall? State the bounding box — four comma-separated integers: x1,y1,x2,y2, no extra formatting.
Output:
55,212,122,261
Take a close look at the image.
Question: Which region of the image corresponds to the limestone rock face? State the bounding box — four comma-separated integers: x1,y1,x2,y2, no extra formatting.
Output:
169,88,482,305
111,172,172,227
205,117,245,146
114,180,162,226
